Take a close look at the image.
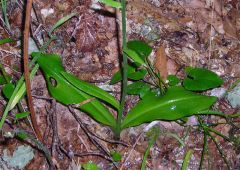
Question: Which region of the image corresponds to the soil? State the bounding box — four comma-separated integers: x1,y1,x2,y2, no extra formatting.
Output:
0,0,240,169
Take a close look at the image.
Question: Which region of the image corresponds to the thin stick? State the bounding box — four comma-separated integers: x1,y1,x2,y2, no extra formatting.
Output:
23,0,42,140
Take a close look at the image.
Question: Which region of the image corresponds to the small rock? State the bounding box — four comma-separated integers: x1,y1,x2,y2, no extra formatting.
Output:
210,87,226,98
41,8,54,18
226,83,240,108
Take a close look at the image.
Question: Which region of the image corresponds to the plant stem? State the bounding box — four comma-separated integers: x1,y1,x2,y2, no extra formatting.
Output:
199,130,208,170
115,0,127,138
23,0,42,141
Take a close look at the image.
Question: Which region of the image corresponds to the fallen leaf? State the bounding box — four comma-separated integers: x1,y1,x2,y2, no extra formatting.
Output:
154,45,168,80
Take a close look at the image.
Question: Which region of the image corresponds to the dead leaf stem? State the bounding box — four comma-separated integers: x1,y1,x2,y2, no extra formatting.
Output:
23,0,42,141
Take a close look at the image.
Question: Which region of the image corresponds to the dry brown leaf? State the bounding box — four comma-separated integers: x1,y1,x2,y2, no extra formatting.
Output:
154,45,168,80
223,9,238,39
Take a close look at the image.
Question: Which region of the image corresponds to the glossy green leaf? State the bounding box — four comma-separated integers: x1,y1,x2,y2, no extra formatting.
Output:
127,81,151,97
33,52,116,127
129,69,147,80
15,112,30,119
124,48,145,65
0,76,7,85
99,0,122,8
121,86,217,129
61,71,119,109
124,40,152,65
183,67,223,91
167,75,180,86
83,161,100,170
110,65,147,84
2,83,15,99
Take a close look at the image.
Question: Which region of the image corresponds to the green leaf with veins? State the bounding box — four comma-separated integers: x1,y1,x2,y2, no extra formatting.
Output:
122,86,218,129
127,81,151,98
61,71,119,109
33,52,116,128
124,40,152,65
183,67,223,91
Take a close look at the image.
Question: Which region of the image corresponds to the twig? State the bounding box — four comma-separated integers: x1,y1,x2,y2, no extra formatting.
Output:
120,132,144,170
85,125,129,146
68,106,116,165
74,151,113,162
23,0,42,141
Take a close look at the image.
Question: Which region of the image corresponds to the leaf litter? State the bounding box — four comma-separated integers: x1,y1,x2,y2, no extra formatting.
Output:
0,0,240,169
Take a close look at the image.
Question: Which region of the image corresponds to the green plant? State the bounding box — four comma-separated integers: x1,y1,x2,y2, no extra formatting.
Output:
29,1,235,140
0,13,76,130
182,150,193,170
1,0,10,29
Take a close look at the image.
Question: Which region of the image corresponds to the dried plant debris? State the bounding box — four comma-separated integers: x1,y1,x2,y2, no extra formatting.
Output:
0,0,240,169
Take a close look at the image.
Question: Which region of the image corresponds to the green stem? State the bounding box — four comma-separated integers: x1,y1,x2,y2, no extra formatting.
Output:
208,133,231,169
181,150,193,170
199,130,208,170
115,0,127,138
1,0,10,29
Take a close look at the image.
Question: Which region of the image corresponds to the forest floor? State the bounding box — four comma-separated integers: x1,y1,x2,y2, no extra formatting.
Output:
0,0,240,169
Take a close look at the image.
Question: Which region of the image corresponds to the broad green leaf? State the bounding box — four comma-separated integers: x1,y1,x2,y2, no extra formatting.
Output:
127,81,151,97
48,13,77,36
110,65,147,84
61,71,119,109
33,52,116,127
183,67,223,91
167,75,180,86
0,75,10,85
83,161,100,170
124,48,146,65
124,40,152,65
15,112,30,120
129,69,147,81
2,83,15,99
99,0,122,8
0,38,14,45
121,86,217,129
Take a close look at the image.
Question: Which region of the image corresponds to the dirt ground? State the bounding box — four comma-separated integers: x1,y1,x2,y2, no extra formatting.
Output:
0,0,240,169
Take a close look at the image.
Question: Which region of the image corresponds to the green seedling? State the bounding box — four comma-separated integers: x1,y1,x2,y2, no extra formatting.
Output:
82,161,100,170
0,38,14,45
14,112,30,123
35,52,225,136
110,151,122,162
